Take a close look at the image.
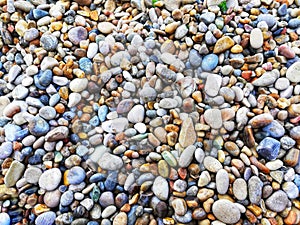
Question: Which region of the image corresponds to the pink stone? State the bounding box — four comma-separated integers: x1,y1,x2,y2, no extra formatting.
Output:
278,45,295,59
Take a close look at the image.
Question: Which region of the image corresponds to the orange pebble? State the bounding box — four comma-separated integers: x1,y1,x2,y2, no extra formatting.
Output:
55,103,65,114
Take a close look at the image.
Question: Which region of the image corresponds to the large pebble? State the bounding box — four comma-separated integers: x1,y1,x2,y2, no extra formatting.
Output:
45,126,69,142
216,169,229,194
67,166,86,185
265,190,288,212
250,28,263,49
233,178,247,200
257,137,281,160
179,145,196,168
178,117,196,148
204,109,222,129
212,199,241,224
38,168,62,191
204,73,222,97
286,62,300,83
127,105,145,123
35,212,56,225
248,176,263,205
98,152,123,170
4,161,25,187
0,213,10,225
153,176,169,200
203,156,222,173
68,27,87,45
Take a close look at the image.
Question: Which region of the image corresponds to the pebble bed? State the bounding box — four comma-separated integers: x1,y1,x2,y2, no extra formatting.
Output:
0,0,300,224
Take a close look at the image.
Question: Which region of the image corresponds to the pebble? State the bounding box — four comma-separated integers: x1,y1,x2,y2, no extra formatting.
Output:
265,190,289,212
38,168,62,191
216,169,229,194
152,176,169,200
67,166,86,185
204,109,222,129
175,24,188,39
212,199,241,224
0,213,10,225
44,190,61,208
178,117,196,148
250,28,263,49
286,62,300,83
4,161,25,187
262,120,285,138
213,36,234,54
98,22,116,34
35,212,56,225
282,182,299,199
98,152,123,170
45,126,69,142
40,34,58,51
24,166,42,184
179,145,196,168
257,137,281,160
233,178,247,200
201,54,218,71
203,156,222,173
0,142,13,159
68,27,88,45
127,105,145,123
204,73,222,97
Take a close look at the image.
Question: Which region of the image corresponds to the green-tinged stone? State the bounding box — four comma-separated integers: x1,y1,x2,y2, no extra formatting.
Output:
92,185,100,202
54,152,63,163
4,161,25,187
158,160,169,178
162,151,177,167
213,136,224,150
129,133,148,141
218,0,227,12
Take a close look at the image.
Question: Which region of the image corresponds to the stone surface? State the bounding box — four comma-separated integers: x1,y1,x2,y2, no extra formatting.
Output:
38,168,62,191
4,161,25,187
153,176,169,200
98,152,123,170
178,117,196,148
212,199,241,224
265,190,289,212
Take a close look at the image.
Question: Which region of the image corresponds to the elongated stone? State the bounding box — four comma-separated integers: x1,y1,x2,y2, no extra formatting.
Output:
178,117,196,147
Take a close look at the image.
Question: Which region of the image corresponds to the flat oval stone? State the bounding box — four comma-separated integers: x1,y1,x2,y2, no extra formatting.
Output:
179,145,196,168
249,113,273,128
212,199,241,224
44,189,61,208
152,176,169,200
250,28,263,49
38,168,62,191
4,161,25,187
286,62,300,83
216,169,229,194
203,156,223,173
102,205,116,218
248,176,263,205
233,178,247,200
28,116,50,136
0,213,10,225
68,27,87,45
45,126,69,142
35,211,56,225
67,166,86,185
24,166,42,184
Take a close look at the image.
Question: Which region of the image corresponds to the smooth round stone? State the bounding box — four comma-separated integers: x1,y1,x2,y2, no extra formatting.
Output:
102,205,117,219
172,198,187,216
204,73,222,97
278,3,287,15
24,166,42,184
61,190,74,206
175,24,188,39
0,142,13,159
98,152,123,170
99,191,114,207
204,109,222,129
40,34,58,51
201,54,218,71
24,28,39,42
282,182,299,199
216,169,229,194
257,137,281,160
35,211,56,225
39,106,56,120
262,120,285,138
127,105,145,123
4,124,22,141
44,189,61,208
0,213,10,225
200,12,215,24
98,22,116,34
280,136,296,149
278,45,295,59
33,9,49,19
159,98,178,109
68,93,81,108
250,28,263,49
286,62,300,83
173,180,187,192
265,190,288,212
28,116,50,136
233,178,247,200
139,87,157,102
152,176,169,200
39,70,53,87
79,57,93,74
189,49,202,67
212,199,241,224
12,85,29,99
290,126,300,140
39,168,62,191
275,77,290,90
134,123,147,133
76,145,89,157
249,113,273,128
69,78,88,92
113,212,127,225
67,166,86,185
203,156,222,173
68,27,88,45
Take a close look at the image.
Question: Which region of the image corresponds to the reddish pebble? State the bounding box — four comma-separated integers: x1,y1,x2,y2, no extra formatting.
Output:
278,45,295,59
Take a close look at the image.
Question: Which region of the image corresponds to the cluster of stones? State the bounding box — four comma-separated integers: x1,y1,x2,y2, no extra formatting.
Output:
0,0,300,224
